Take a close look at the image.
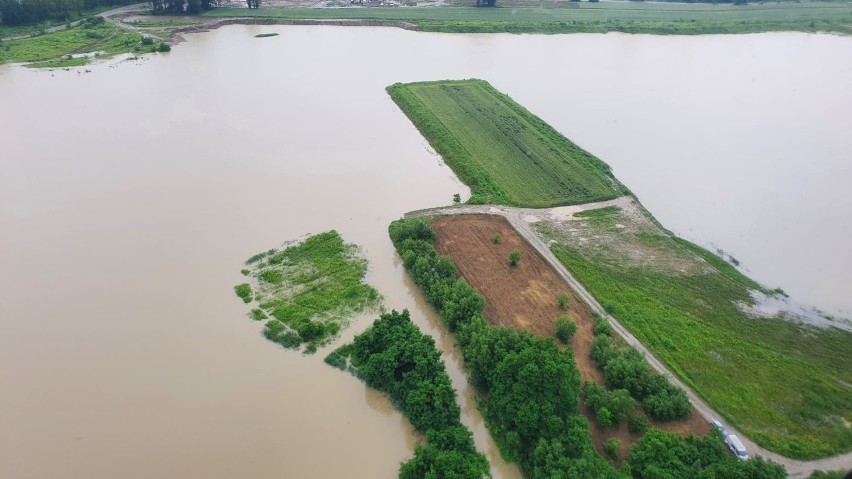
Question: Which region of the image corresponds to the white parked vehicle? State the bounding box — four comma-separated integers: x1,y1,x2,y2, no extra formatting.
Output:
711,419,749,460
724,434,749,460
710,419,727,436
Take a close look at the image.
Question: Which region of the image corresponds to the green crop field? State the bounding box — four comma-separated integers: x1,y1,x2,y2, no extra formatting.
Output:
536,203,852,459
387,79,626,207
203,2,852,35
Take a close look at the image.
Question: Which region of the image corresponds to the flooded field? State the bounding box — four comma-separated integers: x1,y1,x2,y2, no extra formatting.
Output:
1,25,850,478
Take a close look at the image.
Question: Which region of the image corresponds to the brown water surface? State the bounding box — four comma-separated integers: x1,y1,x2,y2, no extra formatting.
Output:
2,25,851,478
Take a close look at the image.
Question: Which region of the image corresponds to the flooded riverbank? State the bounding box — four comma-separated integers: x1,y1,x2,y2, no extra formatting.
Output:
1,26,850,478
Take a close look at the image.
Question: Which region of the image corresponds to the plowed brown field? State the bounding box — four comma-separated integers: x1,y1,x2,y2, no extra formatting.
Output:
432,214,709,461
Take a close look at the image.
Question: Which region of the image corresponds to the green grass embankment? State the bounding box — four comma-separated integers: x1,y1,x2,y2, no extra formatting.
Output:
0,19,168,67
202,2,852,35
235,230,382,354
537,205,852,459
387,79,626,207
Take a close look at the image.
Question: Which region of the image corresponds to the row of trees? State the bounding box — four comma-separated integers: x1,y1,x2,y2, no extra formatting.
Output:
150,0,217,15
389,218,787,479
629,429,785,478
590,318,692,421
390,219,621,479
0,0,135,26
329,309,489,479
150,0,257,14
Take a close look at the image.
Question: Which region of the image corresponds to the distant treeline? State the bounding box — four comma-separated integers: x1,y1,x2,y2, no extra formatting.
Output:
0,0,222,25
150,0,218,15
0,0,134,26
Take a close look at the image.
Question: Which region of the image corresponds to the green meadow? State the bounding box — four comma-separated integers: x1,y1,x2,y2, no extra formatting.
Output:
387,79,626,207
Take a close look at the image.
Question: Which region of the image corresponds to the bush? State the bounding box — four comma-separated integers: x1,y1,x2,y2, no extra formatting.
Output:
590,334,690,421
508,250,521,267
453,193,461,203
604,438,620,460
234,283,252,303
492,233,500,244
555,315,577,344
597,407,613,428
558,292,570,310
156,42,171,52
278,331,301,349
593,315,612,337
628,412,649,435
141,36,154,45
628,429,785,478
643,385,691,421
388,219,620,479
583,382,634,427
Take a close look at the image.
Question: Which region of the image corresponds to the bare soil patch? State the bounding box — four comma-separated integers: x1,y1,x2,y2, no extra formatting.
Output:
432,214,708,460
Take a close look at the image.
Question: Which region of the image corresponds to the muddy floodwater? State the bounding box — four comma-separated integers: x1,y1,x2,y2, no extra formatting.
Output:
2,26,851,478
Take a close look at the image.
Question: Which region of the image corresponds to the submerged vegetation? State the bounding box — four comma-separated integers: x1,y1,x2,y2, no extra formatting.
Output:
326,310,489,479
387,79,625,207
0,17,169,67
234,231,381,353
537,202,852,458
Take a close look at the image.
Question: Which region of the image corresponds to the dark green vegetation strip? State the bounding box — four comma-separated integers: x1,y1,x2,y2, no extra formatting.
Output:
203,3,852,35
0,17,169,67
629,429,784,478
389,219,620,478
325,310,489,479
389,218,786,478
539,205,852,459
235,231,381,354
387,79,625,207
254,32,279,37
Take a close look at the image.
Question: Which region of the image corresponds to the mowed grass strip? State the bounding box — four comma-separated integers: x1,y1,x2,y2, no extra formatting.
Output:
387,79,625,207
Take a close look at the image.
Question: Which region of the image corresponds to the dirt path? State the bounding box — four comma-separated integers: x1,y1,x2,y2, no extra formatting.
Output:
406,198,852,478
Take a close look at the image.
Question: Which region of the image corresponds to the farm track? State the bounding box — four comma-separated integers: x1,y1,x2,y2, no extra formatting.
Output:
405,198,852,477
